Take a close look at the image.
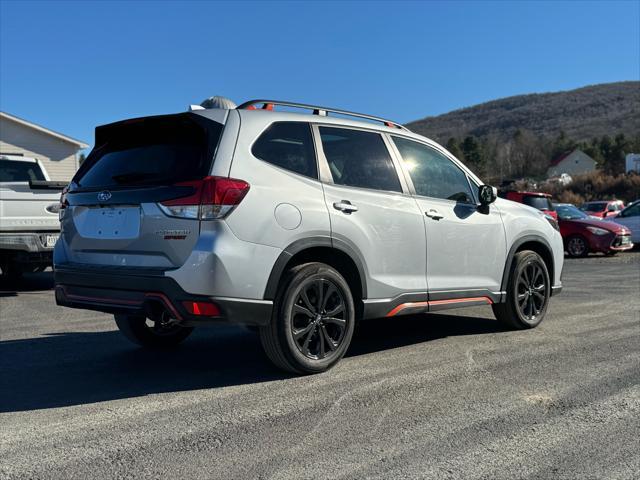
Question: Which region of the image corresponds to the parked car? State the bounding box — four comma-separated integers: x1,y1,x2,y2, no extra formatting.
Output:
554,203,633,257
0,154,65,278
54,98,564,374
499,191,557,220
579,200,625,219
612,200,640,243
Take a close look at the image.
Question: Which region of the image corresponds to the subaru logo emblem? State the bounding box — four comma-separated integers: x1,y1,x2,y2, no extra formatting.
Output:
97,191,112,202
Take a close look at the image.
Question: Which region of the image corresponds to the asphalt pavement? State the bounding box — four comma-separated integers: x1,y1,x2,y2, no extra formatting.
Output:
1,252,639,479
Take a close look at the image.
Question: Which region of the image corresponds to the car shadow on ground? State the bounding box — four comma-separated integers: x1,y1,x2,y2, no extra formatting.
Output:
0,270,54,297
0,312,501,413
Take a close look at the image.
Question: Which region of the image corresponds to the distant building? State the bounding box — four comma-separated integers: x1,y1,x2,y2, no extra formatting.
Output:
625,153,640,173
547,149,597,178
0,111,88,181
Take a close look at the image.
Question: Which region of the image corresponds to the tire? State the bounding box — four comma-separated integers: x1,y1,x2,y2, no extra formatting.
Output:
566,235,589,258
492,250,551,330
114,314,193,348
259,262,356,374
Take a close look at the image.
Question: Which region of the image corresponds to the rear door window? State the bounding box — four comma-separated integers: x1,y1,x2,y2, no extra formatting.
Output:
252,122,317,178
0,160,46,182
319,127,402,193
75,113,222,189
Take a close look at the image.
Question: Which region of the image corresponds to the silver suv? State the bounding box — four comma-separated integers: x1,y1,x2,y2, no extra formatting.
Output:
54,99,564,373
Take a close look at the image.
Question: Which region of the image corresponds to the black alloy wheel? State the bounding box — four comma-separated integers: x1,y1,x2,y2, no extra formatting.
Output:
492,250,551,329
515,260,547,323
291,278,347,360
259,262,355,374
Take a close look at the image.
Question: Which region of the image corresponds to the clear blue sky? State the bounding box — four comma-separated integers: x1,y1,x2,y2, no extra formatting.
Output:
1,0,638,150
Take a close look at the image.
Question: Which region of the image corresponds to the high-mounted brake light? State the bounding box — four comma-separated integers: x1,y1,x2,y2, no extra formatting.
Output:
158,176,250,220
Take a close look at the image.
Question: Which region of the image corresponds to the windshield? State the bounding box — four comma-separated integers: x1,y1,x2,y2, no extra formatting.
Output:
522,195,553,211
75,113,222,189
580,202,607,212
0,160,46,182
555,204,588,220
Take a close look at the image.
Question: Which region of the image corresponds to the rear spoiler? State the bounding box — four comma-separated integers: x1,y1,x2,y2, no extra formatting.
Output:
29,180,68,190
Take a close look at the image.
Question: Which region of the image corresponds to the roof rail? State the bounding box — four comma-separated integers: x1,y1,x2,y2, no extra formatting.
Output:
236,99,410,132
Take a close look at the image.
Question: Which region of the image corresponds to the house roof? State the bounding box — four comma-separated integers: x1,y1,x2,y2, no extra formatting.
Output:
0,111,89,149
550,149,576,166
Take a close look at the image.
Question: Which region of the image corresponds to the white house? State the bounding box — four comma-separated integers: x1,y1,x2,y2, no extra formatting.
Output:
547,149,597,178
625,153,640,173
0,112,88,181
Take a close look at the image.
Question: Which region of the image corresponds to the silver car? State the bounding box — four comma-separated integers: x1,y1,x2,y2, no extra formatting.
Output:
54,99,564,373
612,200,640,243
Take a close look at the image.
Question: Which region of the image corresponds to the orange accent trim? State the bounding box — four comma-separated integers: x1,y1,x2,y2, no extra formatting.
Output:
428,296,493,307
386,301,429,317
386,296,493,317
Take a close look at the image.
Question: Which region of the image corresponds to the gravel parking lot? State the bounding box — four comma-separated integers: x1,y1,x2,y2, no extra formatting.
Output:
1,252,639,479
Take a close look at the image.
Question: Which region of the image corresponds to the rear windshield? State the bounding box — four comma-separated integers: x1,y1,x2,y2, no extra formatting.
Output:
522,195,553,211
581,202,607,212
0,160,46,182
75,113,223,189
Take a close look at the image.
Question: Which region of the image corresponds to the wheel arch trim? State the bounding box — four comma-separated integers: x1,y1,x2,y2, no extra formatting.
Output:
501,234,555,293
263,237,368,300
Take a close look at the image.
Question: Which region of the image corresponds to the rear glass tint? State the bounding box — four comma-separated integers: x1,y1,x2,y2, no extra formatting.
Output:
252,122,317,178
581,202,607,211
0,160,46,182
523,195,552,210
319,127,402,193
75,113,222,189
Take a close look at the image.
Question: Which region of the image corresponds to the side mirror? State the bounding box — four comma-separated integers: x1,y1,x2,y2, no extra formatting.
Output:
478,185,497,205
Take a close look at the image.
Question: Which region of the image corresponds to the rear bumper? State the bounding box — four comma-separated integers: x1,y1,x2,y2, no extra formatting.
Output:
54,265,272,326
0,231,58,253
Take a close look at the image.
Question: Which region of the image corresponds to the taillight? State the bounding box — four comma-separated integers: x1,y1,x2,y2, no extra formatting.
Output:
59,185,69,221
182,300,221,316
158,176,250,220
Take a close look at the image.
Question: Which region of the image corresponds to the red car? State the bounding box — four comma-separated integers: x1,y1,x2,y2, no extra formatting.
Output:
554,203,633,257
500,191,557,220
579,200,625,219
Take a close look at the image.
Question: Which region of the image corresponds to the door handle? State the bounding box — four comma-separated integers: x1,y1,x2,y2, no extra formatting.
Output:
425,209,444,220
333,200,358,214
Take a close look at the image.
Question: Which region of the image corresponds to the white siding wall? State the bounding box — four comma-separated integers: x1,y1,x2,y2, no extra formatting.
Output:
547,150,597,177
0,117,80,181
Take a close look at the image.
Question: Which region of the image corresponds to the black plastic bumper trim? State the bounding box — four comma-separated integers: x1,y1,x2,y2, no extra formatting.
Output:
54,265,272,326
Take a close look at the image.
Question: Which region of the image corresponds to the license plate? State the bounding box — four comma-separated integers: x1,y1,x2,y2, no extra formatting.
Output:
44,234,59,248
620,236,631,245
74,206,141,239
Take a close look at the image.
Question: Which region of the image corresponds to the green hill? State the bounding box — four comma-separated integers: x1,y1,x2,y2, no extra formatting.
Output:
406,81,640,143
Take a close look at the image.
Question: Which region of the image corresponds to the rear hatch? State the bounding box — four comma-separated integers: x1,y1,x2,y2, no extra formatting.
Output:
62,113,224,269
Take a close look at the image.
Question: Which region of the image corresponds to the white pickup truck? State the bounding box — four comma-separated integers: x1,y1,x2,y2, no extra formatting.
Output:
0,154,65,278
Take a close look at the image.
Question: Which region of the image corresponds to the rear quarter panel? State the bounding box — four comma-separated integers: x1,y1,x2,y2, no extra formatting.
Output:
223,111,331,250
